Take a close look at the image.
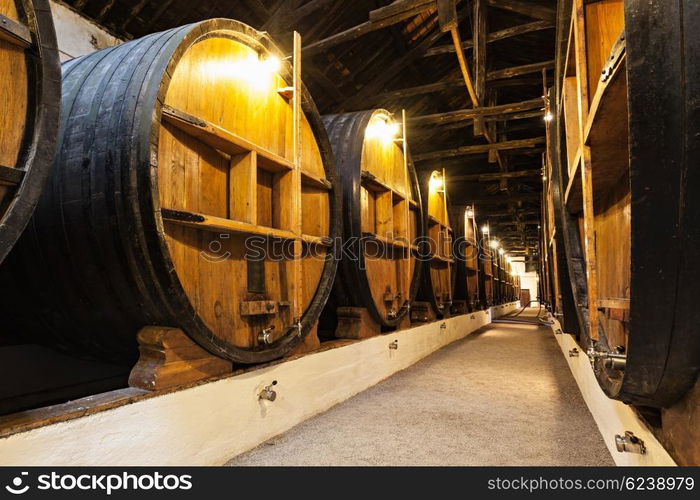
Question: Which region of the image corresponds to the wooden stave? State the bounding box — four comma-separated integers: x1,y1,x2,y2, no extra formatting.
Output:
0,19,341,365
417,169,457,318
552,2,700,407
0,0,60,264
321,110,423,328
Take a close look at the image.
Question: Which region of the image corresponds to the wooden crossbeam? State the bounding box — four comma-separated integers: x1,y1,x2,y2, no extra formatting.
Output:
488,60,554,80
450,169,541,182
414,137,545,161
472,0,487,135
486,0,556,22
424,20,553,57
452,192,540,205
409,98,543,126
302,0,438,55
372,62,552,103
340,12,457,111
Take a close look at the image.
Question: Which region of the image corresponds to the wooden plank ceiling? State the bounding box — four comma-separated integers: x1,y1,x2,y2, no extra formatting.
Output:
62,0,554,255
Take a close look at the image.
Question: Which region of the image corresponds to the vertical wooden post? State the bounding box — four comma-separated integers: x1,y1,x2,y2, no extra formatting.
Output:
473,0,487,136
292,31,303,324
401,109,410,302
573,0,598,341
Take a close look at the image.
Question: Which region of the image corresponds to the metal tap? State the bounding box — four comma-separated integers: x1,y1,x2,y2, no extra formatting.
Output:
258,380,278,401
587,347,627,370
258,325,276,345
615,431,646,454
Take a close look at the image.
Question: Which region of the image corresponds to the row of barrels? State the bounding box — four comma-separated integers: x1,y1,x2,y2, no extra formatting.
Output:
545,0,700,410
0,8,517,372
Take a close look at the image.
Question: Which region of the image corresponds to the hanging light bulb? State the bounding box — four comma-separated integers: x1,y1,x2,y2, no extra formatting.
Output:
498,248,505,255
490,239,500,249
466,206,474,218
482,225,489,234
544,112,554,122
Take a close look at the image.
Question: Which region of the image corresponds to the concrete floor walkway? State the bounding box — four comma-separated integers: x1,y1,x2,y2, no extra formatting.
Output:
227,310,614,466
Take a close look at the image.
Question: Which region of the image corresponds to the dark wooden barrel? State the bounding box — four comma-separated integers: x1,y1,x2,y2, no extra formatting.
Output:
553,0,700,406
0,0,59,264
478,224,495,307
451,204,481,312
0,19,341,365
417,170,456,318
322,110,423,328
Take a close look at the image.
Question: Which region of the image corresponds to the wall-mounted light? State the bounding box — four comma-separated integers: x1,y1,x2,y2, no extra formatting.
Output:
490,239,500,249
466,206,474,218
429,171,444,191
204,53,281,91
366,114,400,144
482,225,489,234
544,112,554,122
498,248,505,256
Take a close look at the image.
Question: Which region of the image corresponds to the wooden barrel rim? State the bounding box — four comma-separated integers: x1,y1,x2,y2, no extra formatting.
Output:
0,0,60,264
323,109,424,328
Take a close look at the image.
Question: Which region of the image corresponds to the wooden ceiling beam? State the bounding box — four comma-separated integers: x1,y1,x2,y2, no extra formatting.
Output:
302,0,440,55
339,10,463,111
424,19,553,57
374,62,552,103
488,59,554,80
472,0,487,135
452,192,540,204
412,136,544,161
409,97,543,126
450,169,541,182
486,0,556,22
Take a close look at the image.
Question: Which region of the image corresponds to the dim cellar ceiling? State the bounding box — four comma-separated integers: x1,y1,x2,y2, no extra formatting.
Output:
61,0,555,256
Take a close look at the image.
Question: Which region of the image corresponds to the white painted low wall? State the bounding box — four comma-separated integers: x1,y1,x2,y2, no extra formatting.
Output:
549,318,676,466
0,304,518,466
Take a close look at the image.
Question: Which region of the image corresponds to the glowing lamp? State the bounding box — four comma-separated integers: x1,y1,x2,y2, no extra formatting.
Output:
205,53,281,91
498,248,505,256
429,172,444,191
544,112,554,122
466,207,474,218
481,225,489,234
365,114,400,144
490,239,500,249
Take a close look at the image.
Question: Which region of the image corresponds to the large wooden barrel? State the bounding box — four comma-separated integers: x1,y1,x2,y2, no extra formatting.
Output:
0,0,59,264
0,19,341,365
322,110,423,328
554,0,700,406
451,205,481,312
478,224,495,307
417,170,456,318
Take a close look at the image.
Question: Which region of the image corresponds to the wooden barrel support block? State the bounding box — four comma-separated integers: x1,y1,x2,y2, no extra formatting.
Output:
128,327,233,392
0,19,341,366
321,110,424,331
0,0,60,264
335,307,381,340
410,301,436,324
